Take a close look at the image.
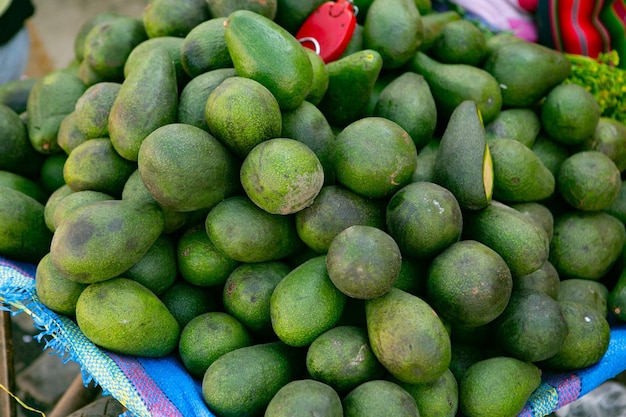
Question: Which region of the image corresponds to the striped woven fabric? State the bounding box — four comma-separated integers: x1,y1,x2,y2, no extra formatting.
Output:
2,255,626,417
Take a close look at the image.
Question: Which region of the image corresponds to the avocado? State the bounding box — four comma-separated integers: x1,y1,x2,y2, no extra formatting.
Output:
373,71,438,151
493,289,568,362
270,255,346,346
306,325,385,394
433,100,493,210
75,277,180,357
49,199,164,283
459,356,541,417
408,52,502,124
365,287,451,384
317,49,383,128
482,40,571,107
463,201,550,277
224,10,313,110
108,46,178,162
202,341,303,417
363,0,423,69
27,70,87,154
343,379,420,417
0,186,53,263
265,379,343,417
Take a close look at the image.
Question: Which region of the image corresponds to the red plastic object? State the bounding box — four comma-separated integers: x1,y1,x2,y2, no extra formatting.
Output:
295,0,357,63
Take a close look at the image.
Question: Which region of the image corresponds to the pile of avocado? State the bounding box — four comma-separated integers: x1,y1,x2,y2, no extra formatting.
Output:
2,0,626,416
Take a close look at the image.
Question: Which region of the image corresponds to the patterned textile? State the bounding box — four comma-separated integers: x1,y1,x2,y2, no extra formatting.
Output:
2,255,626,417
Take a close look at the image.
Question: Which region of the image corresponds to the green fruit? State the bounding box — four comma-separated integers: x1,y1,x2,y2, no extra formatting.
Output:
108,46,177,162
75,278,180,357
73,81,121,139
176,224,239,287
0,187,53,263
488,138,555,203
326,225,402,299
137,123,240,212
83,16,147,81
43,185,74,232
224,10,312,110
274,0,325,34
541,83,600,146
386,181,463,260
27,70,87,154
180,17,232,78
206,0,277,19
459,356,541,417
514,261,560,299
463,201,550,277
485,108,541,148
0,103,44,178
177,68,236,131
549,211,625,280
373,72,438,151
303,48,329,106
205,196,302,263
159,281,218,328
205,76,282,158
178,312,252,378
531,133,571,178
420,10,462,52
295,185,386,254
49,200,163,283
366,287,451,384
280,100,335,185
124,36,189,88
433,100,493,210
427,240,513,328
482,40,572,107
538,301,610,371
409,52,502,124
363,0,423,69
609,268,626,321
270,255,346,346
557,279,609,318
332,117,417,198
202,341,302,417
124,235,177,296
142,0,209,38
0,76,38,114
510,202,554,241
393,368,459,417
493,289,568,362
121,169,188,235
240,138,324,215
306,326,385,394
52,190,115,232
579,117,626,172
557,150,621,211
0,170,48,204
343,379,420,417
63,138,136,197
35,253,88,316
265,379,343,417
222,261,291,335
431,19,486,66
317,49,383,127
57,112,89,155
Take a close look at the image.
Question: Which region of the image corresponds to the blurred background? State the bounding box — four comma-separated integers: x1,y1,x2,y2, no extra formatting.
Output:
26,0,146,76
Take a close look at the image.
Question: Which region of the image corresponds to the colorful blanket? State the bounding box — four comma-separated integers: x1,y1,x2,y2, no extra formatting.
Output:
2,255,626,417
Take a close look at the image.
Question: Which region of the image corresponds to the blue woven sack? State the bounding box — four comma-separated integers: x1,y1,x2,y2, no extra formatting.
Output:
2,255,626,417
